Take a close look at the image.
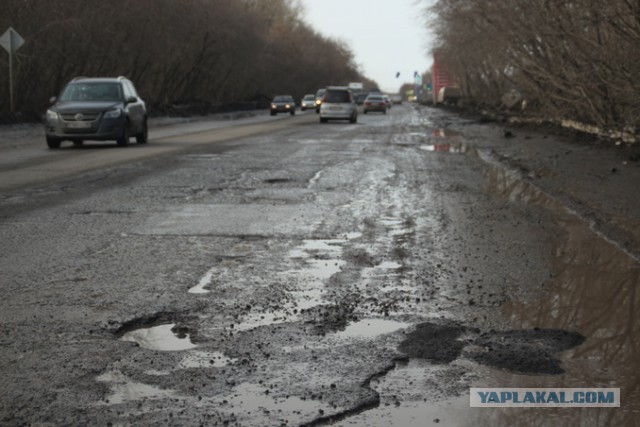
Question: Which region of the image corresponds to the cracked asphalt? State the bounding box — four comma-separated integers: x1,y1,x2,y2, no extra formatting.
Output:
0,105,638,426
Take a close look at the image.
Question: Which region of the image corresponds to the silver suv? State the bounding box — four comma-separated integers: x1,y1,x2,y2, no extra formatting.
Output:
45,76,147,148
319,87,357,123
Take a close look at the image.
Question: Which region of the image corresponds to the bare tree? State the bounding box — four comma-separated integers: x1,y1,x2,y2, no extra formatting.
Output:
426,0,640,131
0,0,371,116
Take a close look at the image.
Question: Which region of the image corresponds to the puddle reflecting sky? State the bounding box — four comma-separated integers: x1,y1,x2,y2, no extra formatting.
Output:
420,143,467,154
189,266,215,294
333,318,411,339
377,261,402,270
120,323,197,351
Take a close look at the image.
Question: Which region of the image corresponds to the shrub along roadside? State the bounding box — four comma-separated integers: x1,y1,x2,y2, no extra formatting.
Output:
425,0,640,138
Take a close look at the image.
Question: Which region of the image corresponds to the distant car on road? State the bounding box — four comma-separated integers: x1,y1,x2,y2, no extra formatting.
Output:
363,94,387,114
270,95,296,116
390,94,403,105
319,86,357,123
44,76,148,148
382,94,392,109
354,93,369,105
300,94,316,111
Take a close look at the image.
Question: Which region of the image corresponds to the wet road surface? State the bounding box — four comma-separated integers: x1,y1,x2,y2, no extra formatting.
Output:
0,106,638,426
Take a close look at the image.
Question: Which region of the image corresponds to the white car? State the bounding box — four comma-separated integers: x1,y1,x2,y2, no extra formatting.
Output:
319,87,357,123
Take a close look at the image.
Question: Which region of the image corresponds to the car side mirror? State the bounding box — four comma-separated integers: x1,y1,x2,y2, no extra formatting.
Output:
49,96,57,104
126,96,137,104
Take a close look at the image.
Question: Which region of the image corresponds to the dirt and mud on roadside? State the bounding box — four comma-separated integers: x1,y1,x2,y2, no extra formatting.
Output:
386,106,640,426
467,155,639,425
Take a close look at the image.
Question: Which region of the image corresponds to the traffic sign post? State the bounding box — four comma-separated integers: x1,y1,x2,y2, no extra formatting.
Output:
1,27,25,112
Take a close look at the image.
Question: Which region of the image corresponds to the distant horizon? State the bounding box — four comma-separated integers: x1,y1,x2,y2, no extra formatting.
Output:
299,0,434,93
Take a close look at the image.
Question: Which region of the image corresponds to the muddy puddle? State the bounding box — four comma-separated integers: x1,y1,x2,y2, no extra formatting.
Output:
346,359,472,426
477,155,640,424
392,128,469,155
189,266,215,294
211,382,332,426
380,216,412,238
333,318,411,339
97,371,176,405
120,323,197,351
419,143,468,154
230,237,358,332
394,128,462,146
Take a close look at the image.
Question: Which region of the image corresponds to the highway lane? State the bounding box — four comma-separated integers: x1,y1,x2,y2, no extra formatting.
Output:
0,111,318,191
1,104,637,426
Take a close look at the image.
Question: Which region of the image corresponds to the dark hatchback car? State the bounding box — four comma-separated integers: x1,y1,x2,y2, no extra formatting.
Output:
270,95,296,116
45,76,148,148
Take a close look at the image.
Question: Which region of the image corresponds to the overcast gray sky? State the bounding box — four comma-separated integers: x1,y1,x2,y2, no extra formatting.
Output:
299,0,434,93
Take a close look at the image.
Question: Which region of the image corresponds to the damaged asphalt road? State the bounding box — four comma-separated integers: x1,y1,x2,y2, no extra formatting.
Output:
0,106,638,426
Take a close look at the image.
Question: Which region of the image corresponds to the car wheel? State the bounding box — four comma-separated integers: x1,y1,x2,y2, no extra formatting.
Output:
350,116,357,124
72,140,84,147
270,111,276,116
290,110,295,116
117,124,130,146
364,110,368,114
320,118,328,123
136,120,148,144
383,110,387,115
46,137,61,149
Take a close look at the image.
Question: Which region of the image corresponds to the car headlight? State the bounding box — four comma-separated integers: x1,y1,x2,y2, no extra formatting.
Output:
271,104,276,109
104,109,122,119
285,104,291,109
46,109,59,121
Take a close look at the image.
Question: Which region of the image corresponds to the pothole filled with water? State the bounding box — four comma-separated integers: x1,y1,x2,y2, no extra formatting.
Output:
120,323,197,351
333,318,411,339
231,235,359,332
96,371,176,404
420,143,468,154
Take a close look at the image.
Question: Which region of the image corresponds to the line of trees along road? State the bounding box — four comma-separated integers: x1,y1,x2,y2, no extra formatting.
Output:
426,0,640,133
0,0,374,115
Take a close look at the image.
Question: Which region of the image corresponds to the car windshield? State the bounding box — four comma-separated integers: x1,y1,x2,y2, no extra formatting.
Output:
59,83,122,102
324,91,351,103
273,96,292,102
303,95,315,100
367,96,383,101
